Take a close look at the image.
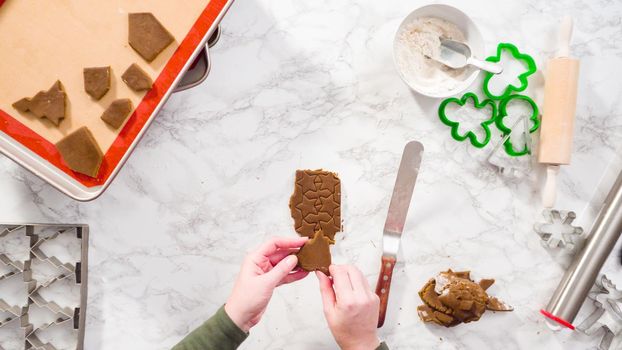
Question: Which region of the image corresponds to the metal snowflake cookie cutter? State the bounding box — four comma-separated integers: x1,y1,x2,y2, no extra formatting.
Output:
486,114,533,180
533,209,584,250
0,224,88,350
576,275,622,350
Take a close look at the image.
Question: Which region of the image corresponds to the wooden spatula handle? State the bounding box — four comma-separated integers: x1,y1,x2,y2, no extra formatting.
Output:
375,255,396,328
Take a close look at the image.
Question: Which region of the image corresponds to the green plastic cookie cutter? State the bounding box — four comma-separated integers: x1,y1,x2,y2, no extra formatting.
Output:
438,92,498,148
495,94,540,157
482,43,537,101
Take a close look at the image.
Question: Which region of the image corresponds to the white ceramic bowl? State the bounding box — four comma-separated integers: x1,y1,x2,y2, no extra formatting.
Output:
393,4,484,98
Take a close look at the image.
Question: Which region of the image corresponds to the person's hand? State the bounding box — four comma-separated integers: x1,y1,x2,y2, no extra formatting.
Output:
317,265,380,350
225,236,309,332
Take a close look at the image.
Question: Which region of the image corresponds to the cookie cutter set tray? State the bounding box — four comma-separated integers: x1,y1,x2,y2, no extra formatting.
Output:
0,0,234,201
0,224,88,350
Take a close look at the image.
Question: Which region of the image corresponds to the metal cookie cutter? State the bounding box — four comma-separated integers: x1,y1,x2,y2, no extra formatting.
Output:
438,92,498,148
486,114,533,179
576,275,622,350
0,224,88,350
495,94,540,157
533,209,583,250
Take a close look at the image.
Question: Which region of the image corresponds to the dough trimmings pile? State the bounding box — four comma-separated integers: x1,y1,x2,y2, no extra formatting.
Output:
289,169,342,275
417,269,512,327
12,81,67,126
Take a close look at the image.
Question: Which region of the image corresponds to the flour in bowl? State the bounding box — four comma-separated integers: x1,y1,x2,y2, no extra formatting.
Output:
395,16,472,96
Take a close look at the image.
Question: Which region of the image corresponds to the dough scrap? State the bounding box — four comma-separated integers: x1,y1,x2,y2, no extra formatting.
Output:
13,98,31,112
83,66,111,100
417,269,512,327
101,99,133,129
296,230,331,275
289,169,341,241
122,63,152,92
12,81,66,126
128,13,175,62
56,127,103,177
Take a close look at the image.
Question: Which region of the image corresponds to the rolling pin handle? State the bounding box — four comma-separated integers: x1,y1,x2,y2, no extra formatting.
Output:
543,165,560,208
557,16,573,58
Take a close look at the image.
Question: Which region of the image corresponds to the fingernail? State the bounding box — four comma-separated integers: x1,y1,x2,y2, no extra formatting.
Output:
287,255,297,264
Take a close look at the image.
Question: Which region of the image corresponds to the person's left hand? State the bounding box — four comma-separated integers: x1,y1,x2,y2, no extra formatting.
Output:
225,236,309,332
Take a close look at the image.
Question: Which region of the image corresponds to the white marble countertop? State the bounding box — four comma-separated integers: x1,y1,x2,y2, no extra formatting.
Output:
2,0,622,349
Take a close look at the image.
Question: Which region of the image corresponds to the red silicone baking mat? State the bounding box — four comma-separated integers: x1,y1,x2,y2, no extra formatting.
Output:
0,0,228,189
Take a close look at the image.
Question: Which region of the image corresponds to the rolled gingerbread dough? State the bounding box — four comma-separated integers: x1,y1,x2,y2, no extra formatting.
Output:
128,13,175,62
83,66,111,100
55,126,103,177
122,63,152,92
101,99,133,129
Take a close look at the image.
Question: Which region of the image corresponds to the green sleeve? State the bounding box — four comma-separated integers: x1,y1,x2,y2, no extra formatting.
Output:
377,341,389,350
172,305,248,350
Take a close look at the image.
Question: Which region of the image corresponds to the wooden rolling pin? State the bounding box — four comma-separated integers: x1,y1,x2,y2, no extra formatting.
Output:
538,16,580,208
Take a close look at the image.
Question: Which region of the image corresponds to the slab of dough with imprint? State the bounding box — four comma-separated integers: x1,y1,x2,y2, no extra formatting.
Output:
289,169,342,275
289,169,342,241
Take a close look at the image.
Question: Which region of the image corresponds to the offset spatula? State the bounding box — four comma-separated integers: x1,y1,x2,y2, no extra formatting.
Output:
375,141,424,328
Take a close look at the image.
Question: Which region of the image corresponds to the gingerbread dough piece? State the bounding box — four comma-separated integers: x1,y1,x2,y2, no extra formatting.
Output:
121,63,152,92
101,99,133,129
128,13,175,62
83,66,111,100
56,127,104,177
437,277,488,324
417,269,512,327
12,98,31,112
12,81,66,126
289,170,341,241
296,230,331,275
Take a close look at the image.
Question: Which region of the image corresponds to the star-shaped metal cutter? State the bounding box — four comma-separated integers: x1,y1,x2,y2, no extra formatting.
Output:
533,209,583,250
577,275,622,350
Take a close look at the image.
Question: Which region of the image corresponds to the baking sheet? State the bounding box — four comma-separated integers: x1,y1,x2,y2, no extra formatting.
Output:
0,0,224,188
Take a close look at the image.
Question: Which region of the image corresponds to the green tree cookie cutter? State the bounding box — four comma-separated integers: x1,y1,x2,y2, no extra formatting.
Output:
438,92,498,148
496,94,540,157
482,43,537,100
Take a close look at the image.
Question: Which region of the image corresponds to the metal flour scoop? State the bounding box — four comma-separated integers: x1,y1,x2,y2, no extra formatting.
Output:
431,38,503,74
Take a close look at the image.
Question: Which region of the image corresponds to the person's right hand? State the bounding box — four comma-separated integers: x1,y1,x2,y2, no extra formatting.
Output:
317,265,380,350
